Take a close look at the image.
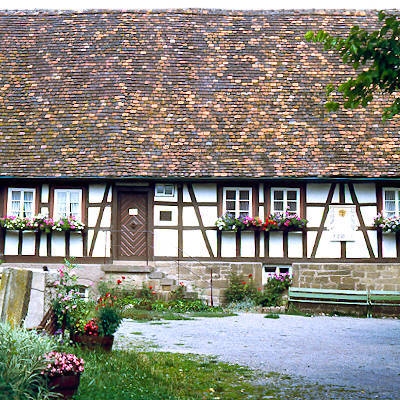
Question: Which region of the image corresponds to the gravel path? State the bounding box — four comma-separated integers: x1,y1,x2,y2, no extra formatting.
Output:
116,313,400,399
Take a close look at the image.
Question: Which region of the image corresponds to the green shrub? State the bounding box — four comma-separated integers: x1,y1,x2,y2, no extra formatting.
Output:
224,272,258,304
0,323,57,400
96,307,122,336
258,273,292,307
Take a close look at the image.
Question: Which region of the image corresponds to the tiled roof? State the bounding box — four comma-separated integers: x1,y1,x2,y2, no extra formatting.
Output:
0,9,399,178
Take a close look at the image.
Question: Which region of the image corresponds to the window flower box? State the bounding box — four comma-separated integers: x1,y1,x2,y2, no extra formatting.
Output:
373,213,400,233
0,215,85,232
215,213,307,232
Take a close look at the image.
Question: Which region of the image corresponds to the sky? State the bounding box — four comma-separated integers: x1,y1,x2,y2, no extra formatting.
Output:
1,0,399,10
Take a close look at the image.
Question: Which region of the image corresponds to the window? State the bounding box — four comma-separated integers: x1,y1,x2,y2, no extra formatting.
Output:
271,188,300,216
7,188,35,218
223,187,252,217
383,188,400,217
262,265,292,285
159,210,172,221
155,184,175,197
54,189,82,220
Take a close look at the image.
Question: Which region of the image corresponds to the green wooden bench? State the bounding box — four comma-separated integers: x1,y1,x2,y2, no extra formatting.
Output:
288,287,369,306
369,290,400,307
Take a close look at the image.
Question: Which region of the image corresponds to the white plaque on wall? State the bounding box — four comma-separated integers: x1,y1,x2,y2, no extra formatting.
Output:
327,205,358,242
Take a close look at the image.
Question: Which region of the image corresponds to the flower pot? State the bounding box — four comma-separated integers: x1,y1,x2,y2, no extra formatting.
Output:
48,373,80,399
70,333,114,351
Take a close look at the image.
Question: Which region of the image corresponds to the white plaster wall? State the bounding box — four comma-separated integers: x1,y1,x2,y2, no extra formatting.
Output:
260,233,264,257
51,232,66,257
107,188,112,202
154,205,178,226
367,231,378,257
193,183,217,202
39,233,47,257
382,233,397,258
344,184,352,203
269,231,283,257
288,232,302,258
258,206,265,220
360,206,378,227
199,206,218,226
241,231,255,257
346,231,371,258
88,207,100,228
154,229,178,257
101,207,111,228
182,206,198,226
92,231,110,257
206,230,218,256
182,184,191,202
221,231,236,258
307,231,318,258
259,184,264,203
89,184,106,203
354,183,376,203
21,232,35,255
70,232,83,257
183,230,209,257
306,207,324,228
40,207,49,216
4,231,19,255
87,229,94,252
315,231,340,258
332,185,340,203
306,183,330,203
41,184,49,203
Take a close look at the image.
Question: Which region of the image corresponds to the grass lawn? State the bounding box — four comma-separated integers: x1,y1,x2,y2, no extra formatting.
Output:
121,309,236,321
70,348,375,400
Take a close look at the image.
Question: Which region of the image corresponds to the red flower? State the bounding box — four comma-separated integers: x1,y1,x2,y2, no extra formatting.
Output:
122,276,126,280
149,286,152,290
258,288,262,291
242,281,246,285
248,274,253,278
117,280,122,284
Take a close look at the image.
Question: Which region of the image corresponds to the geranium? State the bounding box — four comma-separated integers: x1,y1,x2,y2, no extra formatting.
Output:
373,213,400,232
215,212,307,232
84,318,99,336
0,214,85,232
40,352,84,377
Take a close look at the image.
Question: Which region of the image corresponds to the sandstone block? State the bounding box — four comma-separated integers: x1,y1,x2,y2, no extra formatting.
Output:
149,272,164,279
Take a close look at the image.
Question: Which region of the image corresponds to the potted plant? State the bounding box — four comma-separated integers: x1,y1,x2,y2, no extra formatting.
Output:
70,293,122,351
41,351,84,399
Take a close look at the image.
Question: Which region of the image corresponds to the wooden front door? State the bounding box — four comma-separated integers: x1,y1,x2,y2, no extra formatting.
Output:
117,191,149,258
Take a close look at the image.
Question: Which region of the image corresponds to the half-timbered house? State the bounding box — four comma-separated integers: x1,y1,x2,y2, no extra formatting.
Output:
0,9,400,303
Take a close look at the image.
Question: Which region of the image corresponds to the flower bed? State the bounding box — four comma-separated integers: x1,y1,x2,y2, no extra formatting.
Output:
215,212,307,232
373,213,400,233
52,261,122,352
0,215,85,232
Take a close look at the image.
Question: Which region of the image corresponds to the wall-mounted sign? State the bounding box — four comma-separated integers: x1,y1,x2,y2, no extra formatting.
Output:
327,205,358,242
129,208,138,216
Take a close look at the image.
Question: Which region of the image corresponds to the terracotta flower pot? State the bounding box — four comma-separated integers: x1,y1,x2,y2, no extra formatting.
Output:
48,373,80,399
70,333,114,351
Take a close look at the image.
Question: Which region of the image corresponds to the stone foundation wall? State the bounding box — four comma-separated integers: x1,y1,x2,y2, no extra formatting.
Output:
1,261,264,307
292,263,400,291
102,261,263,305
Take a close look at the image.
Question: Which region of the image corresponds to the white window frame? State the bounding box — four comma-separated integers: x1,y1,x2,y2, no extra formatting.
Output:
155,184,175,197
7,188,36,218
53,189,83,221
223,187,252,218
271,188,300,215
382,187,400,218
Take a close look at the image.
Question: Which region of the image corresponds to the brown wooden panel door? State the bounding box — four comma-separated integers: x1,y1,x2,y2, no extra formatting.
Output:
118,191,148,258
